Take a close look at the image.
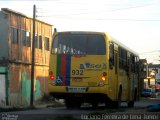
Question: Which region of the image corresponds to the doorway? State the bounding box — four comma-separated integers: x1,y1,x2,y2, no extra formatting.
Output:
0,74,6,106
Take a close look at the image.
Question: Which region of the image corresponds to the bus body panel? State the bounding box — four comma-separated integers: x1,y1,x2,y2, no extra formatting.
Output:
48,31,139,107
49,54,109,93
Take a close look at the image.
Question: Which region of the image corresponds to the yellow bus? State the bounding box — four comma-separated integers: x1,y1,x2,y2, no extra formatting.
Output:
48,31,139,108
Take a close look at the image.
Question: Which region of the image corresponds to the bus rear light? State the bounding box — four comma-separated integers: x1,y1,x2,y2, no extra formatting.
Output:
102,76,106,81
50,75,54,80
49,71,54,80
102,72,107,76
101,72,107,81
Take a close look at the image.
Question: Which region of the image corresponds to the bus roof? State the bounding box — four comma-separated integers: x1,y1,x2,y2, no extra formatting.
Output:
110,36,139,56
54,31,139,56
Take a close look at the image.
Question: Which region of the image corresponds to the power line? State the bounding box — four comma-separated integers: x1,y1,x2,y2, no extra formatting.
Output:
36,2,160,22
37,15,160,22
37,3,153,17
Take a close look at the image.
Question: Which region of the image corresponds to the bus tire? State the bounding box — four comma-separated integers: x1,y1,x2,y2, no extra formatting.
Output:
115,86,122,108
105,101,113,108
65,99,81,109
65,99,73,109
134,88,137,101
91,101,98,109
128,101,134,108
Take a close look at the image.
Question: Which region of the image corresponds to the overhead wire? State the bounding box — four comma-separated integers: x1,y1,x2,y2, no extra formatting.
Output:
36,2,160,22
38,3,152,16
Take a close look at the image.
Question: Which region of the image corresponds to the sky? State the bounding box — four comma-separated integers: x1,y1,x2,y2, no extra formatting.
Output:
0,0,160,63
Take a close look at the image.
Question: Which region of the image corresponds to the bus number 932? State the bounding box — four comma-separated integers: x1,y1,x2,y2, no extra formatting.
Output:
72,70,84,75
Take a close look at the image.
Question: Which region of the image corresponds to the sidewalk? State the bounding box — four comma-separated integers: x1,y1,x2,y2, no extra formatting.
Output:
0,99,65,112
34,99,65,109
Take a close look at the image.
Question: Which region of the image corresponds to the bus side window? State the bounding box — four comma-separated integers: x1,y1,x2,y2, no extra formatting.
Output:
109,43,114,69
135,56,139,73
131,55,136,73
63,45,66,54
119,47,127,71
58,44,62,54
66,46,70,54
52,36,58,54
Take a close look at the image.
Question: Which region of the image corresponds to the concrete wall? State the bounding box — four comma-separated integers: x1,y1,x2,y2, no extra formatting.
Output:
8,64,48,106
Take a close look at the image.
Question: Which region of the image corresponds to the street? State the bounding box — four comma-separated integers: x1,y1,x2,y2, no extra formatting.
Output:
0,97,160,120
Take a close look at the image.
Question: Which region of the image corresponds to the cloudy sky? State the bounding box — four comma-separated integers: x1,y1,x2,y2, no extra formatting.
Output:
0,0,160,63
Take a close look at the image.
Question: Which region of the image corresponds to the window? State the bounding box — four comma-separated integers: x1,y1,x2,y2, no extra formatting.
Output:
22,30,26,46
52,33,106,55
39,35,42,49
21,30,31,47
11,27,18,44
45,37,50,51
26,31,31,47
35,34,38,48
35,34,42,49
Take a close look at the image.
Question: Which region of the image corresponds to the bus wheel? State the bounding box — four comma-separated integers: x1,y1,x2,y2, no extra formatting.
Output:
128,88,136,108
91,102,98,109
115,87,122,108
134,88,137,101
65,99,73,109
128,101,134,108
65,99,81,109
105,101,111,108
74,102,81,108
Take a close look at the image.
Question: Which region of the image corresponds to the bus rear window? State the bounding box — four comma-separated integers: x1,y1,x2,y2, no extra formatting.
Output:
51,33,106,55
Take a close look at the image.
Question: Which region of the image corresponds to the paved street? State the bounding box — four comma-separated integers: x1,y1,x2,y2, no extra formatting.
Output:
0,97,160,120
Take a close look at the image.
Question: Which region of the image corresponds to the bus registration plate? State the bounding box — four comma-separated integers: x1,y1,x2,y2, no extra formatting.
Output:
66,87,87,92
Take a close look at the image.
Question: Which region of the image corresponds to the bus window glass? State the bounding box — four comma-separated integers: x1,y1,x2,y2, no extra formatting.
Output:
131,54,136,73
135,56,139,73
109,42,114,69
52,36,58,54
52,33,106,55
119,47,127,70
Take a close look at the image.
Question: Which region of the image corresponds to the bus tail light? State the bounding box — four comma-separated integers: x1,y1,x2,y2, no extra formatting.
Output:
102,72,107,81
49,71,54,80
99,72,107,86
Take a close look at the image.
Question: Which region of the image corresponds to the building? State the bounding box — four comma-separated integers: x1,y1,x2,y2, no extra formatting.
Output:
140,58,160,90
147,63,160,89
0,8,52,107
138,59,147,97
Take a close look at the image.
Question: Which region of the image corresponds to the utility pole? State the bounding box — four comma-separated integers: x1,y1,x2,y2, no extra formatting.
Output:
30,4,36,107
